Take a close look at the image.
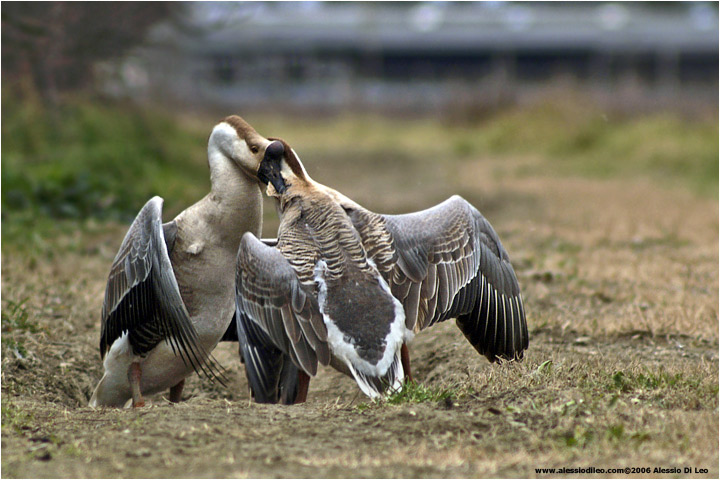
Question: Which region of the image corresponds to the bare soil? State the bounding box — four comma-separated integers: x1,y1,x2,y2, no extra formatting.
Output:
2,123,718,478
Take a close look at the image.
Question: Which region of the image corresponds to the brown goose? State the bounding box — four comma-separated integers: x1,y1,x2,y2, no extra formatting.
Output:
233,140,528,403
89,116,277,408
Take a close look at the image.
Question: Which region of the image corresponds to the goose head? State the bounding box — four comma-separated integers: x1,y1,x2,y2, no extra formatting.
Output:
257,138,311,198
207,115,275,181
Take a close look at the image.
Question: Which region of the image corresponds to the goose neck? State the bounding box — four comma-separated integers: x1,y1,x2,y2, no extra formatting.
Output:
205,148,263,233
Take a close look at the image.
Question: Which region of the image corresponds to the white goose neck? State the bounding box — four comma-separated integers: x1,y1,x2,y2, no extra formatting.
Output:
205,146,263,234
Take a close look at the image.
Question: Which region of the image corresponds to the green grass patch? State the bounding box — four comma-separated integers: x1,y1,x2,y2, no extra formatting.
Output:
1,298,40,335
356,381,468,410
1,298,42,360
1,90,209,230
385,381,457,405
449,102,718,196
558,423,651,450
550,114,719,195
595,366,719,410
1,401,34,432
609,369,688,393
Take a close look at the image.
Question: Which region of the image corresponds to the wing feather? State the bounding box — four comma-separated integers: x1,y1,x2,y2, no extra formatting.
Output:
99,196,225,383
348,195,528,362
235,309,299,404
235,233,330,400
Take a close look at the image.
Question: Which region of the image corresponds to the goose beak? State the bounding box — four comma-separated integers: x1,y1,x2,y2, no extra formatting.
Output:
258,141,287,194
267,172,287,195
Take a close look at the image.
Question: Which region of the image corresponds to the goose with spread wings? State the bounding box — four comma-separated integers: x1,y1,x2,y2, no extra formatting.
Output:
89,116,280,407
233,140,528,403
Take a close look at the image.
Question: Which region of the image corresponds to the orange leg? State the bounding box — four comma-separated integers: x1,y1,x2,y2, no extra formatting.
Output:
401,343,413,383
169,379,185,403
128,362,146,407
295,371,310,404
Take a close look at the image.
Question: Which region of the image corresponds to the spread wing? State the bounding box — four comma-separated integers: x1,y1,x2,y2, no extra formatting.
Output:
348,195,528,362
99,196,225,383
235,233,330,400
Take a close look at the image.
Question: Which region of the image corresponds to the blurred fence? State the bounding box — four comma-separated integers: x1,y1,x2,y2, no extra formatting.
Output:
3,2,717,115
109,1,719,115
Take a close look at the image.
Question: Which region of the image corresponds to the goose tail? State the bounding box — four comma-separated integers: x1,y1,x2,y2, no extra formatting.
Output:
346,351,404,399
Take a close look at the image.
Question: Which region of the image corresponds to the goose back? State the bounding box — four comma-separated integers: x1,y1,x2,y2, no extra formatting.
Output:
236,189,408,398
281,193,406,375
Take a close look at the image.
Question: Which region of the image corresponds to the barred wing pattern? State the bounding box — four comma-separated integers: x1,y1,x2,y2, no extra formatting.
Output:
229,239,298,403
235,308,300,404
98,196,225,382
352,196,528,362
235,233,330,397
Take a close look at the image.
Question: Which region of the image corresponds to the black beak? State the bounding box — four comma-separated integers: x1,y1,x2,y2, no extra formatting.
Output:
258,141,287,194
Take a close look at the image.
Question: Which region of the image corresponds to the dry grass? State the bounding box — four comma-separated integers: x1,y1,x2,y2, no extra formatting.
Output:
2,108,718,478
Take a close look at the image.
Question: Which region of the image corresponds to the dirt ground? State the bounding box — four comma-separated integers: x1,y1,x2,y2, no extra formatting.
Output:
2,118,718,478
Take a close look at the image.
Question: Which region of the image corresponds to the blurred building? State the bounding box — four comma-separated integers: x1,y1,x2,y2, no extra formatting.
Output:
115,1,719,112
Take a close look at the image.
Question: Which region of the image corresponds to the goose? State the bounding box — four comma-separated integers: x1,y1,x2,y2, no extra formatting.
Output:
232,139,528,403
89,115,277,408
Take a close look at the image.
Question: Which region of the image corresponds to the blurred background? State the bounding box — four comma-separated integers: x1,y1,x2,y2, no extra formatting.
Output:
1,0,718,236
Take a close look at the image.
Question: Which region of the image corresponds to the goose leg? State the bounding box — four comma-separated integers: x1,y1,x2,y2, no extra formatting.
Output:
128,362,146,407
401,343,413,383
169,379,185,403
294,371,310,404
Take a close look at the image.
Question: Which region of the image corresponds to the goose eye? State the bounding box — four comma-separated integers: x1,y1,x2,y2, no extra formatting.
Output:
250,145,259,154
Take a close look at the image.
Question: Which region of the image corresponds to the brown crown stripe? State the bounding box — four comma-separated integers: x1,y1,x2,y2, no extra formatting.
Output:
223,115,258,139
268,137,307,180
